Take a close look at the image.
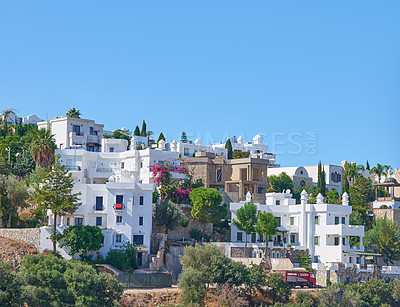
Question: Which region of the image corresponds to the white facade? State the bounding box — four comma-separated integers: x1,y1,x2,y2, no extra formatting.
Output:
166,139,227,158
230,191,364,265
0,112,42,125
38,117,104,152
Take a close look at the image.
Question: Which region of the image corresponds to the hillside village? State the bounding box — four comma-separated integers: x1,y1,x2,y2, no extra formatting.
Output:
0,108,399,306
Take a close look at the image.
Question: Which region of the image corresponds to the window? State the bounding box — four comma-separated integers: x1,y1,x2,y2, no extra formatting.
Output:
290,234,296,244
139,196,144,206
121,162,124,169
90,127,94,135
116,216,122,223
66,217,70,226
96,217,102,226
237,232,243,242
133,235,144,245
334,237,339,246
139,216,144,226
75,217,83,225
335,217,339,225
276,200,281,206
95,196,103,211
251,233,256,243
116,195,124,204
315,216,319,225
73,125,81,135
115,234,122,243
110,147,114,153
342,237,346,245
349,256,352,263
342,217,345,224
216,169,222,182
290,217,294,225
314,236,319,246
184,148,189,156
276,217,281,227
87,145,94,152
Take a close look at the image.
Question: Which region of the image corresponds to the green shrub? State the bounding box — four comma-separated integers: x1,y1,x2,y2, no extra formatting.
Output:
189,228,202,241
105,242,139,272
179,267,206,306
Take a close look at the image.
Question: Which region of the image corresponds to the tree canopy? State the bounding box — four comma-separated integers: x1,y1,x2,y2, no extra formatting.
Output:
225,139,233,159
66,108,81,118
154,200,188,235
232,201,258,254
268,172,293,193
255,211,278,254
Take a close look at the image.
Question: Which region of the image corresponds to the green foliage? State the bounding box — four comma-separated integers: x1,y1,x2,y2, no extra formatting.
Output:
35,155,81,251
232,201,258,251
133,125,140,136
267,273,291,304
154,201,188,235
317,161,327,196
152,189,160,203
318,284,340,307
343,176,350,194
268,172,293,193
327,189,339,204
105,242,139,273
0,174,29,227
19,254,123,307
346,278,394,307
341,288,361,307
180,131,188,143
343,162,365,184
189,228,202,241
369,163,391,183
349,176,374,207
189,187,228,239
29,128,56,171
58,225,104,260
298,252,312,270
366,160,370,171
140,120,147,137
364,218,400,265
179,267,206,307
295,291,314,307
225,139,233,159
66,107,81,118
255,211,278,254
232,151,250,159
0,260,23,306
157,132,166,143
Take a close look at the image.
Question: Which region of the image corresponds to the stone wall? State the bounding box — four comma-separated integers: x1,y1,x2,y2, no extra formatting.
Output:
0,228,40,250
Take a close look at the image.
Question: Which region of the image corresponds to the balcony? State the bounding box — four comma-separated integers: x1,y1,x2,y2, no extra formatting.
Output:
114,203,125,211
93,205,104,211
67,165,81,171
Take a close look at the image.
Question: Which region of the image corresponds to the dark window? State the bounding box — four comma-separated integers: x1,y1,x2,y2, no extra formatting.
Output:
342,217,345,224
121,162,124,169
139,216,143,226
139,196,144,206
237,232,243,242
96,217,102,226
216,169,222,182
116,195,124,204
342,237,346,245
66,217,70,226
75,217,83,225
276,200,280,206
95,196,103,211
94,130,98,135
116,234,122,243
90,127,94,135
110,147,114,152
290,234,296,244
116,216,122,223
133,235,144,245
335,217,339,225
334,237,339,246
87,145,94,152
73,125,81,135
251,233,256,243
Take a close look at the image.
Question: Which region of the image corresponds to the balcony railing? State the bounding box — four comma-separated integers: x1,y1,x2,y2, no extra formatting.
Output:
114,203,125,211
93,205,104,211
67,165,81,171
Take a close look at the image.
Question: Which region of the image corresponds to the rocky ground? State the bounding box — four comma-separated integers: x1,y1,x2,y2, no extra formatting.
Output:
0,237,38,269
120,287,182,307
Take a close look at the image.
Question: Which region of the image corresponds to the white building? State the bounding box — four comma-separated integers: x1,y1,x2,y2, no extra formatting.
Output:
0,112,42,125
166,139,227,158
230,191,364,265
38,116,104,152
268,164,343,194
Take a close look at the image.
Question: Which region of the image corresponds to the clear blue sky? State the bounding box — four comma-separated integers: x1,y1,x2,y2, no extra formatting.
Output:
1,1,399,168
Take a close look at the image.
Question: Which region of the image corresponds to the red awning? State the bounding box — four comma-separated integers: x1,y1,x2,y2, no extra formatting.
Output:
115,203,123,209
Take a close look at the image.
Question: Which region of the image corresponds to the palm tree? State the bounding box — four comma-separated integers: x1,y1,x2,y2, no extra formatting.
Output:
66,108,81,118
30,129,56,171
370,163,391,183
343,162,365,184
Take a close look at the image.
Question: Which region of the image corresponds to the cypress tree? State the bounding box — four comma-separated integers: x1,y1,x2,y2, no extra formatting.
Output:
317,161,322,194
140,120,147,137
157,132,166,143
180,132,188,143
343,177,350,193
321,167,326,196
366,160,370,171
133,126,140,136
225,139,233,159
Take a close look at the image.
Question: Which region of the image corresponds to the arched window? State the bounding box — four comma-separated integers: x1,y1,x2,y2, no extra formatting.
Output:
300,180,306,187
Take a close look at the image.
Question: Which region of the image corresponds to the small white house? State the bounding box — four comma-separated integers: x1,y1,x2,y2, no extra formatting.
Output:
230,190,365,265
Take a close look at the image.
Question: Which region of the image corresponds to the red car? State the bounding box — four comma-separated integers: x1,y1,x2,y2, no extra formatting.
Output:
274,270,316,288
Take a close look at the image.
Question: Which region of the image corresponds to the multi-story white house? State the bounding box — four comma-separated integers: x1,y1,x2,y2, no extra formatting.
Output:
230,190,365,265
0,112,42,125
165,139,227,158
38,116,104,152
